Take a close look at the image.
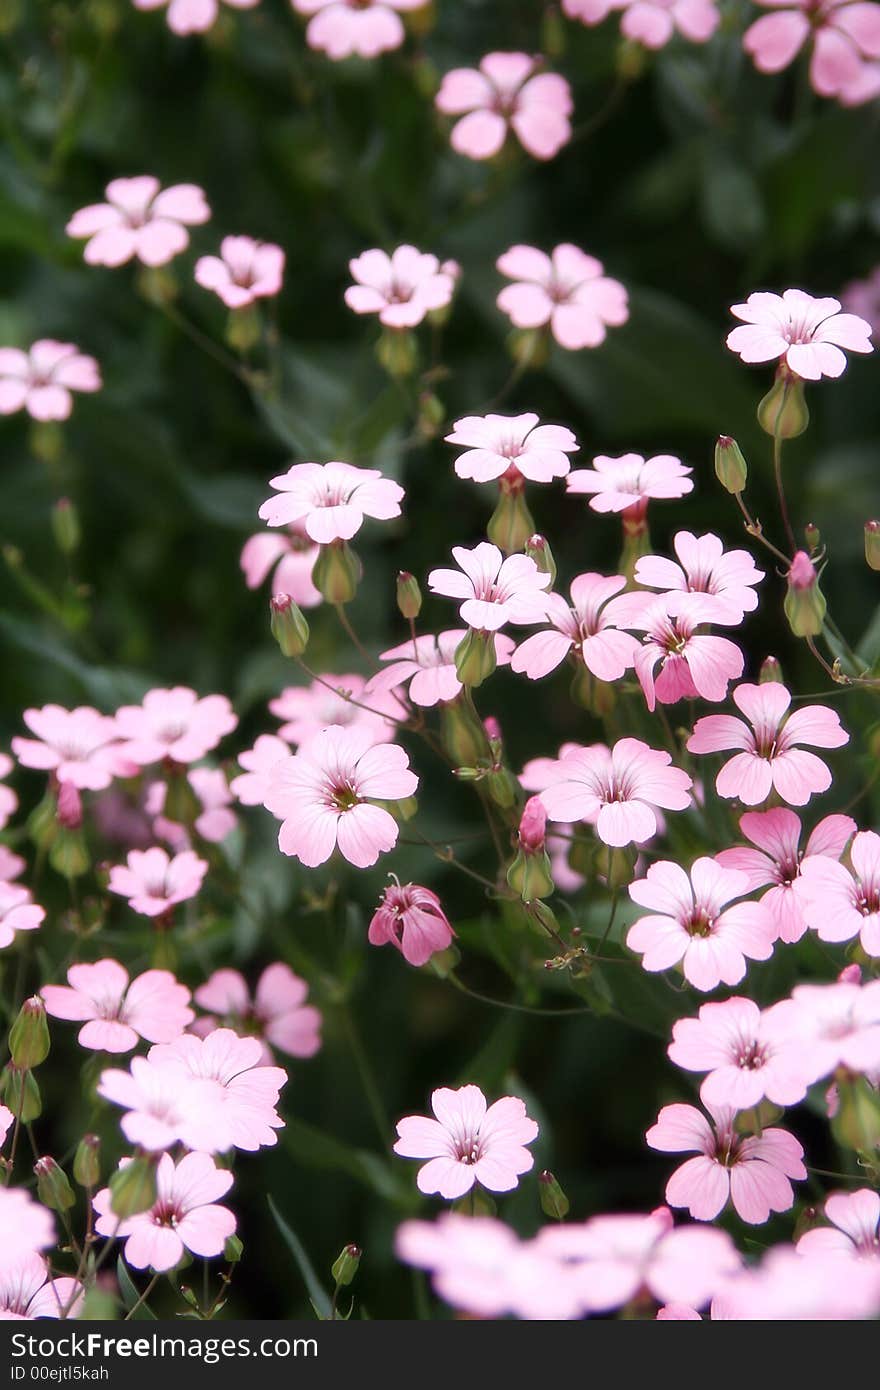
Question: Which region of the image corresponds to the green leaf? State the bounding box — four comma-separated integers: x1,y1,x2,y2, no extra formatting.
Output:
267,1196,332,1320
281,1116,416,1208
115,1257,157,1320
0,611,147,706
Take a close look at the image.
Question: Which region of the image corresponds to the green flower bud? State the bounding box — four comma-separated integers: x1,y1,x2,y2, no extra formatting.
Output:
570,665,616,717
440,700,491,767
396,571,422,620
617,37,647,80
865,521,880,572
757,371,810,439
27,789,59,853
524,534,557,585
377,328,418,379
507,848,555,902
109,1157,158,1219
784,551,827,638
49,827,90,879
136,265,178,308
714,436,748,495
1,1066,41,1122
485,766,517,809
538,1170,570,1221
387,795,419,822
9,997,50,1070
331,1245,362,1288
51,498,81,555
428,944,460,978
487,487,536,556
759,655,784,684
454,629,497,689
312,541,362,605
506,328,550,370
74,1134,101,1189
34,1157,76,1213
270,592,310,657
224,1235,244,1264
29,422,63,466
804,521,820,553
225,305,262,353
831,1077,880,1153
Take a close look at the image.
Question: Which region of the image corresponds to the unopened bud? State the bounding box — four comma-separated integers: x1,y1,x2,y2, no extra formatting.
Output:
34,1156,76,1212
538,1170,570,1221
225,304,261,353
1,1066,41,1122
804,522,820,553
714,436,748,495
507,846,554,902
224,1234,244,1264
331,1244,362,1288
396,572,422,620
487,487,536,556
759,655,784,684
570,665,616,717
9,997,50,1070
428,943,460,978
51,498,81,555
311,541,362,605
524,534,557,585
485,766,517,810
865,520,880,572
483,715,502,747
270,593,310,657
517,796,547,853
377,328,418,379
74,1134,101,1188
831,1077,880,1153
507,328,549,371
757,371,810,439
109,1156,158,1218
49,828,90,879
454,629,497,689
784,551,826,637
56,781,83,830
440,701,491,767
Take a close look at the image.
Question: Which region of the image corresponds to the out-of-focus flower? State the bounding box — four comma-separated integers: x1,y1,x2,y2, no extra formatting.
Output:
66,176,210,267
428,542,551,631
108,847,208,917
616,0,719,46
668,995,812,1108
42,959,193,1054
567,452,693,513
0,1190,55,1271
620,595,745,712
195,236,284,308
496,245,628,349
726,289,873,378
369,881,455,967
715,1243,880,1319
634,531,764,625
445,412,578,485
230,735,292,806
512,572,640,682
193,963,322,1063
269,674,403,747
0,844,25,882
797,1189,880,1260
94,1152,235,1271
796,829,880,955
744,1,880,105
0,342,101,422
292,0,427,59
368,631,515,708
115,687,237,767
258,461,403,542
240,523,322,609
0,1253,83,1319
0,884,44,950
436,54,572,162
147,767,237,848
345,247,456,329
12,705,131,791
133,0,260,36
0,754,17,833
539,738,692,848
842,266,880,334
393,1084,538,1199
783,978,880,1083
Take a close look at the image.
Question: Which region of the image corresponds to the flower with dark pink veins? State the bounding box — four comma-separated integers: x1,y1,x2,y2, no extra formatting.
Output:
41,958,193,1054
511,572,640,682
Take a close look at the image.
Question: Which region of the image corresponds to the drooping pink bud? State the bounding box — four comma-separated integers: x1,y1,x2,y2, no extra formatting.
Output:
56,781,83,830
518,796,547,853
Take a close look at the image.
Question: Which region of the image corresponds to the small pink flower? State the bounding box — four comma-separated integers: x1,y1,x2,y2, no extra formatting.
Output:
616,0,720,47
842,266,880,335
436,54,573,162
496,244,628,349
621,595,745,713
114,687,238,767
795,829,880,955
669,996,818,1109
269,674,402,747
0,1253,82,1319
97,1054,220,1153
0,754,17,832
445,412,578,485
393,1084,538,1199
108,847,208,917
511,572,640,682
262,724,418,869
727,288,873,379
147,768,237,848
368,630,515,708
240,523,322,609
634,531,764,625
133,0,260,36
0,1190,55,1270
798,1190,880,1260
145,1030,287,1151
563,0,630,22
66,176,210,267
566,451,693,514
94,1152,235,1272
646,1101,805,1224
193,962,321,1063
0,845,25,883
0,341,101,423
716,808,856,942
428,542,551,632
258,461,404,542
292,0,426,59
12,705,131,791
0,884,44,950
784,978,880,1082
195,235,284,308
369,881,455,967
687,681,849,806
345,246,456,329
716,1242,880,1319
627,858,777,992
230,735,292,806
41,958,193,1053
744,0,880,105
538,738,693,848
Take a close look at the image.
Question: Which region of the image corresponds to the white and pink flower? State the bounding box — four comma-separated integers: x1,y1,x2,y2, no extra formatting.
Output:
393,1085,538,1199
108,847,208,917
115,687,237,767
0,341,101,422
230,735,292,806
744,0,880,105
345,247,456,329
94,1152,235,1271
0,1254,82,1320
292,0,427,60
240,523,322,609
12,705,131,791
41,959,193,1054
621,594,744,713
269,674,403,747
496,244,628,349
195,236,284,309
795,829,880,955
445,412,578,485
258,461,403,542
368,631,515,708
727,289,873,379
566,451,693,515
193,963,321,1064
66,176,210,268
511,573,640,683
428,542,551,632
634,531,764,625
538,738,693,848
0,884,45,951
436,54,573,162
797,1189,880,1260
667,996,809,1109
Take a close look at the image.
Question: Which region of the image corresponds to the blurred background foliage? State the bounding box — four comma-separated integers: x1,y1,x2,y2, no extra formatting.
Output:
1,0,878,1317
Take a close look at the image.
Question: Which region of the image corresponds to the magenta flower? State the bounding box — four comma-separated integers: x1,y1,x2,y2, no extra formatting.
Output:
428,542,551,632
798,1190,880,1261
0,1254,82,1320
193,962,322,1063
687,681,849,806
496,244,628,349
0,341,101,423
627,858,776,992
0,1190,55,1271
616,0,719,46
0,884,45,950
240,523,322,608
784,979,880,1082
66,176,210,268
94,1152,235,1272
511,572,640,683
292,0,426,59
258,460,404,542
716,808,856,942
345,247,456,329
108,847,208,917
230,735,292,806
744,0,880,104
634,531,764,625
393,1084,538,1200
436,54,572,162
41,959,193,1054
567,451,693,516
621,595,744,713
114,686,237,767
369,631,515,708
727,289,873,379
796,828,880,955
12,704,131,791
646,1101,806,1225
716,1243,880,1320
368,881,455,967
538,738,692,848
668,995,808,1109
262,724,417,869
445,412,578,485
269,673,403,747
133,0,260,36
195,235,284,308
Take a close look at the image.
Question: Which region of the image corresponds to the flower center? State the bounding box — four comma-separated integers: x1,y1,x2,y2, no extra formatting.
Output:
736,1042,766,1070
686,910,714,938
331,781,360,813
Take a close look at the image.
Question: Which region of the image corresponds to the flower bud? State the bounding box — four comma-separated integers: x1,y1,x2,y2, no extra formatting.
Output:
377,328,418,379
483,715,502,749
538,1170,570,1221
454,629,497,689
506,328,549,370
600,844,637,891
9,997,50,1070
487,487,536,555
396,571,422,620
29,422,63,466
225,304,261,353
485,767,518,810
415,391,445,440
518,796,547,853
440,701,491,767
617,37,647,80
524,534,557,586
865,521,880,572
136,265,178,308
224,1234,244,1263
1,1065,41,1122
507,846,554,902
311,541,362,605
757,371,810,439
331,1245,362,1288
804,522,820,553
570,665,616,717
51,498,81,555
784,551,826,638
74,1134,101,1189
428,943,461,978
56,781,83,830
714,436,748,495
270,592,310,657
49,827,90,879
109,1156,158,1219
831,1077,880,1153
34,1156,76,1213
759,655,784,684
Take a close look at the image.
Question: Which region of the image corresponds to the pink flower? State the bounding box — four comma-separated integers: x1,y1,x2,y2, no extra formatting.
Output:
0,1190,55,1271
687,682,849,806
511,572,640,682
193,963,321,1063
369,881,455,967
0,1254,82,1320
133,0,260,35
646,1101,805,1224
538,738,692,847
258,461,403,542
114,687,237,767
621,595,744,713
669,996,817,1108
0,845,25,882
108,847,208,917
798,1190,880,1260
744,1,880,104
716,809,856,942
393,1084,538,1199
240,523,322,609
12,704,131,790
230,735,292,806
0,341,101,423
627,858,777,992
436,54,573,162
97,1054,218,1152
145,1030,287,1151
368,631,515,708
634,531,764,625
262,724,417,868
716,1243,880,1319
292,0,426,59
726,289,873,379
795,829,880,954
842,266,880,335
0,884,44,950
41,959,193,1053
147,768,237,848
66,176,210,268
566,451,693,514
445,412,578,485
562,0,623,21
496,244,628,349
784,978,880,1082
345,247,456,329
94,1152,235,1272
428,542,551,631
617,0,720,47
0,754,17,832
518,797,547,852
269,674,402,747
195,235,284,308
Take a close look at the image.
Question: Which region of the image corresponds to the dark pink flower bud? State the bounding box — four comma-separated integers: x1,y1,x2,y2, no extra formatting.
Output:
518,796,547,853
784,551,826,636
838,963,862,985
483,716,502,743
788,550,817,590
56,780,83,830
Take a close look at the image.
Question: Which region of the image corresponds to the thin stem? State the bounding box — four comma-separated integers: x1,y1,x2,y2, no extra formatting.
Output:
772,436,796,555
446,972,592,1018
733,492,791,566
337,1004,389,1148
334,604,375,668
124,1273,160,1321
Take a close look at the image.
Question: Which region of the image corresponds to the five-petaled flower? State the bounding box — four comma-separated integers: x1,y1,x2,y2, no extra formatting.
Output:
41,958,193,1053
727,289,873,379
538,738,693,847
369,880,456,967
94,1152,235,1271
496,244,628,349
195,235,285,308
292,0,428,60
0,341,101,422
445,412,578,485
393,1084,538,1199
436,54,573,162
66,176,210,267
258,461,404,542
345,247,457,329
428,542,551,631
